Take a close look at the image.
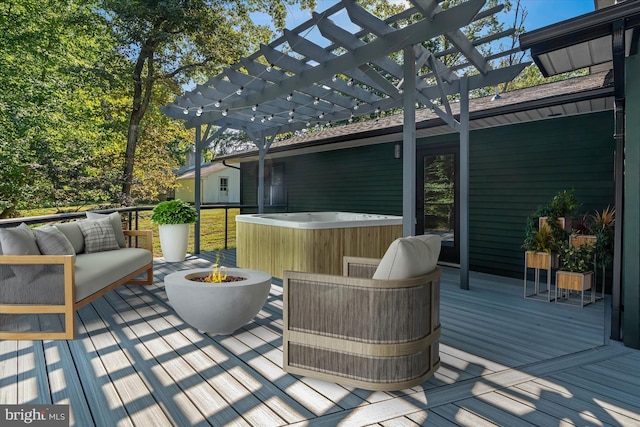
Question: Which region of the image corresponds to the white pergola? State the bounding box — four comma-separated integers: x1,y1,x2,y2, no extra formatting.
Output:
163,0,528,289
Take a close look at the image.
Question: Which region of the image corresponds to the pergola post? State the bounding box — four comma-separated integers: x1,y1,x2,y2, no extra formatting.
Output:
459,76,470,290
402,46,417,237
257,140,266,214
194,125,202,254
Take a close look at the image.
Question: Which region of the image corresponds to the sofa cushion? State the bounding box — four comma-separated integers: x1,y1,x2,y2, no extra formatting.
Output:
0,235,9,281
372,234,441,280
77,217,120,253
33,225,76,256
74,248,152,302
54,222,85,254
0,223,44,281
86,211,126,248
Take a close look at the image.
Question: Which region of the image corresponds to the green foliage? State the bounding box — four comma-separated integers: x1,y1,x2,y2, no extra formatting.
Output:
1,0,314,209
101,0,315,199
0,0,127,212
522,226,555,254
548,189,581,218
151,199,198,225
424,154,455,231
522,189,581,253
558,240,595,273
590,206,615,269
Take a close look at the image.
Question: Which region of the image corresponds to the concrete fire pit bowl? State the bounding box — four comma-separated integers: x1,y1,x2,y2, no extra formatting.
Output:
164,267,271,335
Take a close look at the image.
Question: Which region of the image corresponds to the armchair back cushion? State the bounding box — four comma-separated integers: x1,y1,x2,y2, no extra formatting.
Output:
372,234,441,280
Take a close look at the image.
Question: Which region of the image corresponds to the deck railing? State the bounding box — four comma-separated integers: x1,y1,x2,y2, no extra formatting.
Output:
0,204,286,253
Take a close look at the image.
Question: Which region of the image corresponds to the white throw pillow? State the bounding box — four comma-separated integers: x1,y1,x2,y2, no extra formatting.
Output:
372,234,441,280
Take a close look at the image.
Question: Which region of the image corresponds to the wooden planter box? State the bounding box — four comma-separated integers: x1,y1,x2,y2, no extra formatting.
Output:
569,234,596,248
539,216,572,233
555,270,594,307
525,251,559,270
556,270,593,291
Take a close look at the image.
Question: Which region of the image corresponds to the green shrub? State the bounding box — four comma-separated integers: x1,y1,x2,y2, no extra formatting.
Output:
150,200,197,225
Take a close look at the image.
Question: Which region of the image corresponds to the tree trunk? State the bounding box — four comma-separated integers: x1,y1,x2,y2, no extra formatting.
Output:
121,117,142,203
120,43,155,205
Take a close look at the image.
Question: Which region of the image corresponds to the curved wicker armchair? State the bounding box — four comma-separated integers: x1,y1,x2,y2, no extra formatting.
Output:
283,237,441,391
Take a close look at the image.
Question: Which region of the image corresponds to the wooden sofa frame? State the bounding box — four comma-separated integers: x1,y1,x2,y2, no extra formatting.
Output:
283,256,441,391
0,230,153,340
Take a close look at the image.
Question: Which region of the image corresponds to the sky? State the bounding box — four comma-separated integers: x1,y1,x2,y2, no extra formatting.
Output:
254,0,596,37
511,0,594,31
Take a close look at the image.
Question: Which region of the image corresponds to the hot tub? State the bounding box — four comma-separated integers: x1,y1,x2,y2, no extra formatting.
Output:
236,212,402,278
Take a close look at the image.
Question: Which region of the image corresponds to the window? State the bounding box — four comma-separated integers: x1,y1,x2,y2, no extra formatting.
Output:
219,177,229,193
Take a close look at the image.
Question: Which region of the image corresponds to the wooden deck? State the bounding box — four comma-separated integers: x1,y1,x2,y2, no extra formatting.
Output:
2,250,639,426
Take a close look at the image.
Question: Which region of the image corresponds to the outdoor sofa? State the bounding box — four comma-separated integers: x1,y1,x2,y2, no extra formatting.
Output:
283,234,442,391
0,212,153,340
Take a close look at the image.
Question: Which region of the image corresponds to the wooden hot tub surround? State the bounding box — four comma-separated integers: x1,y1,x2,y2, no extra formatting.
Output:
236,212,402,278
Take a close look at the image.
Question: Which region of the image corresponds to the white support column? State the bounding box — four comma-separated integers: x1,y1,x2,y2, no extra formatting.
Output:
402,46,417,237
459,76,470,290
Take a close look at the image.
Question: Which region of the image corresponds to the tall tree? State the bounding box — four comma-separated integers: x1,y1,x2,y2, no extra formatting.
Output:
0,0,123,217
100,0,315,204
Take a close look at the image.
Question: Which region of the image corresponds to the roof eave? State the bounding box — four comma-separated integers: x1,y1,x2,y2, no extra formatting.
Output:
520,1,640,54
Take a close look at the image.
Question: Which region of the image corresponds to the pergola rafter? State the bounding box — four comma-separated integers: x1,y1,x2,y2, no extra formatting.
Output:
163,0,530,289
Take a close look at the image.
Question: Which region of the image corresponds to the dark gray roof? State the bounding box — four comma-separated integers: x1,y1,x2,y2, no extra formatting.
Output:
220,72,613,162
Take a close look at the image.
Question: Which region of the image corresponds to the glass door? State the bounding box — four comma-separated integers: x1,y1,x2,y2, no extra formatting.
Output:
417,145,459,264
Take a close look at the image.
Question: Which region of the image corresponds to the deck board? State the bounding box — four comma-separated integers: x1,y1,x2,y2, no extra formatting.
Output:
1,250,639,426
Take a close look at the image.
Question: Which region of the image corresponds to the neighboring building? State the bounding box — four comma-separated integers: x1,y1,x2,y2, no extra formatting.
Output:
175,162,240,204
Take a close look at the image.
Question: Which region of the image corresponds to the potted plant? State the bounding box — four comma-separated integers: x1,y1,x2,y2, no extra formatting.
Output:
590,205,615,298
569,212,597,249
522,226,559,270
538,189,581,233
151,199,198,262
556,239,595,305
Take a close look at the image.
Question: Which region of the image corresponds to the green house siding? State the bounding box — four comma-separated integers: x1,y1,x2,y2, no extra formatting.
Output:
624,53,640,349
240,111,614,278
464,112,614,277
241,144,403,215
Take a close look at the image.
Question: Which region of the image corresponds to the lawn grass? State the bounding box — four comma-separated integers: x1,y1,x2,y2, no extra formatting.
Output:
20,206,240,258
136,208,240,258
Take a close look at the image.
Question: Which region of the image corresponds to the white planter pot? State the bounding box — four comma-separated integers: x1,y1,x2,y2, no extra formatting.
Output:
158,223,190,262
164,268,272,335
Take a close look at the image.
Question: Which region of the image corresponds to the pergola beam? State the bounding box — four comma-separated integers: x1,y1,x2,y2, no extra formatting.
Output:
183,0,484,129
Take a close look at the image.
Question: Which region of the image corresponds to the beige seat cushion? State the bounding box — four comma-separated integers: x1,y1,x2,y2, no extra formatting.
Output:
372,234,441,280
